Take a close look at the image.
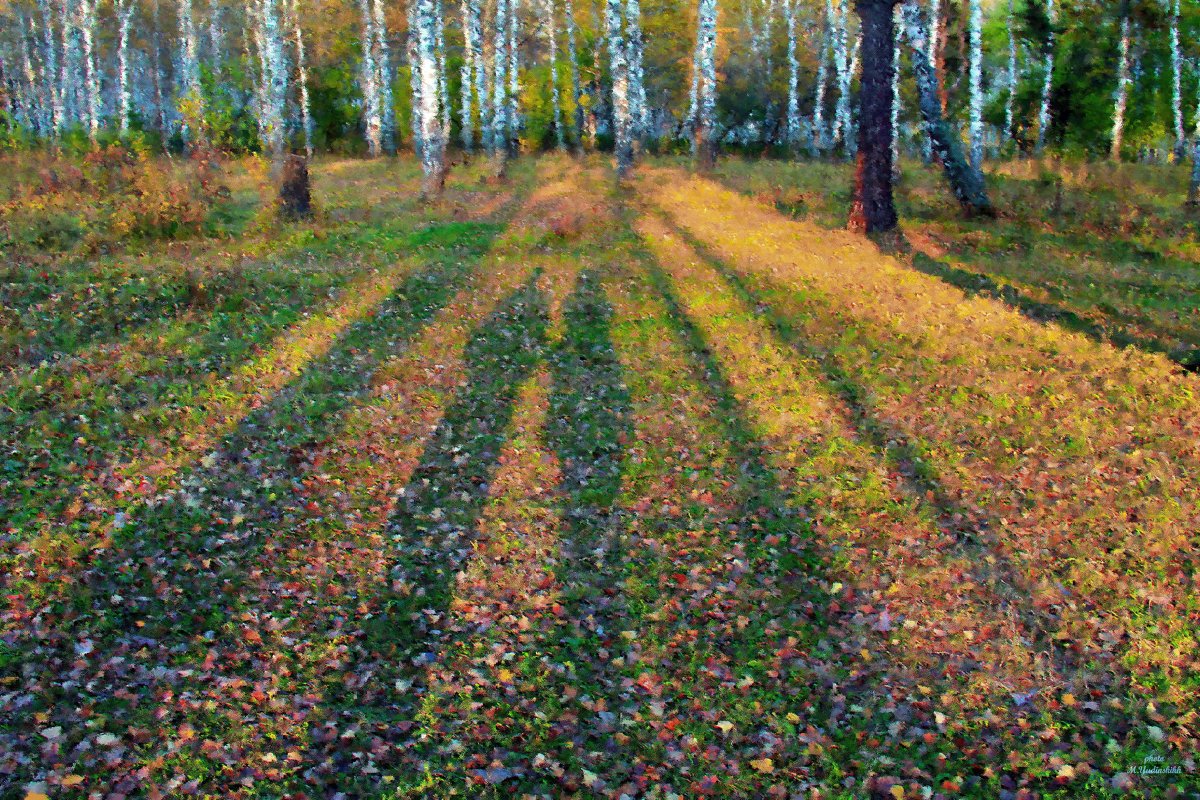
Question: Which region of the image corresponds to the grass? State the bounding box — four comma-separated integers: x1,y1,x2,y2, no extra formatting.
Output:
0,152,1198,799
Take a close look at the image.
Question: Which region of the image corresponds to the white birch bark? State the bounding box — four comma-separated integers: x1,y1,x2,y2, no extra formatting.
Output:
415,0,448,194
784,0,801,149
892,4,901,166
625,0,647,140
78,0,100,142
435,0,451,136
968,0,983,170
255,0,289,167
1005,0,1017,144
179,0,205,138
1189,70,1200,203
604,0,634,176
694,0,718,166
116,0,136,134
1035,0,1055,154
921,0,939,161
1170,0,1185,160
359,0,383,155
460,0,482,149
541,0,566,148
506,0,520,150
831,0,852,155
373,0,396,153
285,0,314,157
57,0,79,126
34,0,62,133
565,0,584,147
407,0,424,153
490,0,510,163
812,0,830,155
1111,8,1131,162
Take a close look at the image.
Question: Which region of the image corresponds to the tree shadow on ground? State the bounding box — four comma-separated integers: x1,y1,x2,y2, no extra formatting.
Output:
0,219,517,795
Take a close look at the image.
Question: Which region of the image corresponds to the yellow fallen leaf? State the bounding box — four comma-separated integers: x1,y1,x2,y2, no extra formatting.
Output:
715,720,734,734
62,775,85,786
25,793,50,800
749,757,774,773
786,712,801,723
890,786,905,800
1061,693,1077,707
497,668,514,683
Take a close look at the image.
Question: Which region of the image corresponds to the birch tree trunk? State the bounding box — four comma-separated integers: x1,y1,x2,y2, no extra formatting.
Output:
542,0,566,149
373,0,396,153
116,0,136,134
435,0,451,137
490,0,511,174
179,0,205,142
285,0,314,157
1005,0,1017,145
1171,0,1185,161
79,0,100,143
460,0,483,150
359,0,383,155
812,0,831,155
785,0,801,150
891,4,901,168
1111,6,1131,162
506,0,521,153
565,0,584,149
1035,0,1055,155
900,0,993,217
407,0,424,154
625,0,648,142
1188,74,1200,204
604,0,635,177
255,0,289,169
693,0,718,169
967,0,982,171
849,0,900,233
831,0,853,155
414,0,448,195
34,0,62,134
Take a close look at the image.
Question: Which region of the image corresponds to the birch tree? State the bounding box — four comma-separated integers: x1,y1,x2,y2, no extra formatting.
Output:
34,0,62,133
254,0,289,168
506,0,521,152
414,0,448,195
1035,0,1056,154
784,0,802,149
541,0,566,149
967,0,983,171
116,0,137,134
1170,0,1185,161
435,0,451,137
79,0,100,142
1111,2,1132,161
374,0,396,152
359,0,383,155
604,0,634,177
1005,0,1017,145
490,0,511,174
812,0,831,154
565,0,584,148
1187,72,1200,204
831,0,854,155
626,0,648,141
693,0,718,169
460,0,483,150
179,0,205,141
900,0,993,216
285,0,314,157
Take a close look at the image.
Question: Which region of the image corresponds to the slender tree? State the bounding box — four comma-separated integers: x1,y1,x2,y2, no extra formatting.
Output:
812,0,831,155
35,0,62,133
506,0,521,152
900,0,993,216
116,0,137,135
693,0,719,169
359,0,383,155
604,0,634,177
179,0,204,142
435,0,451,137
490,0,511,175
414,0,448,195
541,0,566,149
565,0,584,148
285,0,314,157
1005,0,1017,146
626,0,648,141
850,0,901,233
1111,2,1132,161
784,0,802,149
1170,0,1185,161
1035,0,1056,154
460,0,483,150
967,0,983,171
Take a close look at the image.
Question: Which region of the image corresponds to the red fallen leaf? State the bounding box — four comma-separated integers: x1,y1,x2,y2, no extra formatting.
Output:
672,573,688,585
242,627,263,645
305,501,321,513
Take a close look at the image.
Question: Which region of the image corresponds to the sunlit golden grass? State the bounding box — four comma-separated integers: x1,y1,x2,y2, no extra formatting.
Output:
641,167,1200,707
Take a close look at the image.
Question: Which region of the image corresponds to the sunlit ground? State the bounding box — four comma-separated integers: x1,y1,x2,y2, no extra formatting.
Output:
1,153,1197,798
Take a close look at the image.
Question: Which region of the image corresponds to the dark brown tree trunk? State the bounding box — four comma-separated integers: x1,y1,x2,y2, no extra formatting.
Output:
280,154,313,219
849,0,900,233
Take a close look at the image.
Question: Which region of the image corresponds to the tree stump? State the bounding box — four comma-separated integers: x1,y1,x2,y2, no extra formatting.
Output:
279,154,312,219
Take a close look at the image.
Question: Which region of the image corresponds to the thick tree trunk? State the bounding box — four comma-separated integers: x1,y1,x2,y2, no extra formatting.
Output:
849,0,899,233
255,0,289,170
831,0,853,155
626,0,648,142
280,153,312,218
693,0,719,170
415,0,448,196
359,0,383,155
1035,0,1055,155
605,0,635,177
1110,7,1131,162
901,0,993,218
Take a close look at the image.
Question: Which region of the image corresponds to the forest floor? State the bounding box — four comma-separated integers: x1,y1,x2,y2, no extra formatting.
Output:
1,153,1198,799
